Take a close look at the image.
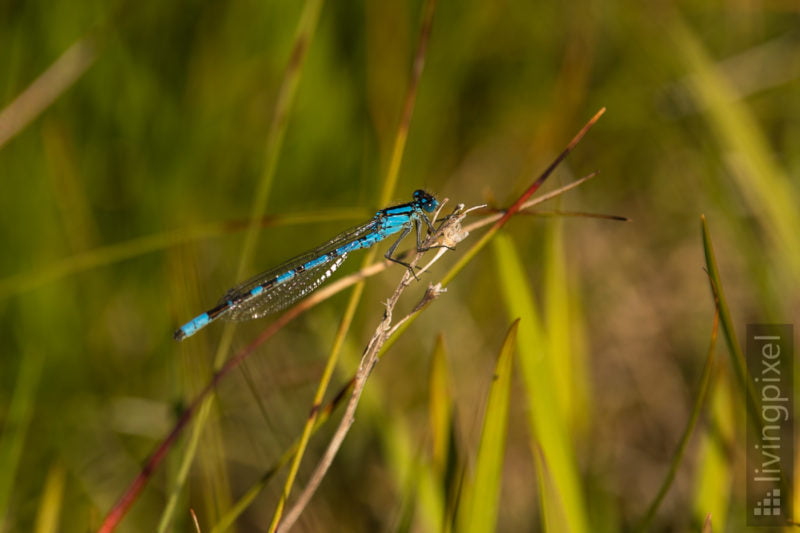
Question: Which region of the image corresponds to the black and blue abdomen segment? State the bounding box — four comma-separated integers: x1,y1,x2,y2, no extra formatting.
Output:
174,300,232,340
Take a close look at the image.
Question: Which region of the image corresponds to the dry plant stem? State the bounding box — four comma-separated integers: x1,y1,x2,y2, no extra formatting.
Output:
494,107,606,229
276,206,472,533
190,509,201,533
0,37,97,149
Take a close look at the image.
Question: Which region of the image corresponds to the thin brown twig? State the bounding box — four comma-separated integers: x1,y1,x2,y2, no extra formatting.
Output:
508,210,628,221
462,171,599,234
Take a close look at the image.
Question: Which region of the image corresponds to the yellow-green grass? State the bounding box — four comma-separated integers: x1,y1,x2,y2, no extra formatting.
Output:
1,1,797,532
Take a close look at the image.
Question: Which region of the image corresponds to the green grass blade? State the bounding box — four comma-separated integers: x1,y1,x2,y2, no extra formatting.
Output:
543,219,589,431
638,313,718,531
692,367,735,533
427,335,458,533
492,232,588,533
700,216,758,423
384,411,444,533
457,319,518,533
34,464,66,533
428,334,453,483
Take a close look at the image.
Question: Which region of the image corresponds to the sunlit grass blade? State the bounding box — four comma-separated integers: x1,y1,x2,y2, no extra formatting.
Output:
427,335,454,531
700,216,758,423
638,312,718,531
33,464,66,533
543,218,589,429
493,232,588,532
457,319,518,533
692,365,735,533
429,334,453,482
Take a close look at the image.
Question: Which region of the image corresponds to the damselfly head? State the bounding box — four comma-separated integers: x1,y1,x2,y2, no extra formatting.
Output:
413,189,439,213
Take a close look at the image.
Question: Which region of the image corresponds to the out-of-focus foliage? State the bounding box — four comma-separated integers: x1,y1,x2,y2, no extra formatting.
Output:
0,0,797,531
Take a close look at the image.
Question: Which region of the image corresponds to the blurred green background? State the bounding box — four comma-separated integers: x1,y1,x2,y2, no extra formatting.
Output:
1,0,798,532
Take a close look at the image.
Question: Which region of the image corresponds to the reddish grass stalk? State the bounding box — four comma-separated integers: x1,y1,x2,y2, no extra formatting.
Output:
493,107,606,230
